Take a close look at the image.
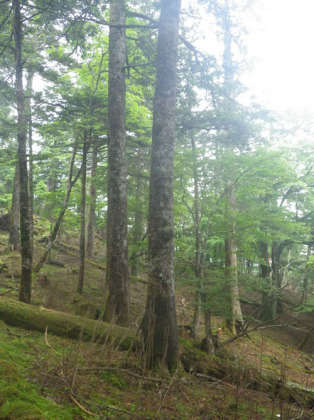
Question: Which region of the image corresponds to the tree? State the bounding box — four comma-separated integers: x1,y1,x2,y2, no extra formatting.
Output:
104,0,130,326
141,0,181,371
86,140,98,259
13,0,33,303
77,133,89,294
34,141,81,273
9,162,20,250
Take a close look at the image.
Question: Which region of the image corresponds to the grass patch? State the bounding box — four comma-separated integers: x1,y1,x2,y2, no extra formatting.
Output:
0,326,79,420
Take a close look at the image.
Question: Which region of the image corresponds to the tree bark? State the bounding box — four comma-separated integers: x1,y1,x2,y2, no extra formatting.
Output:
141,0,181,371
77,137,88,294
271,241,286,316
302,245,311,303
259,241,272,322
191,134,202,338
13,0,33,303
9,162,20,251
190,135,214,353
130,143,145,277
104,0,130,326
220,3,243,334
225,183,243,334
86,141,98,259
26,69,34,252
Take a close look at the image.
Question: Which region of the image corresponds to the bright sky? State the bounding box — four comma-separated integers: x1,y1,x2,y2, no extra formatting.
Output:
245,0,314,113
182,0,314,114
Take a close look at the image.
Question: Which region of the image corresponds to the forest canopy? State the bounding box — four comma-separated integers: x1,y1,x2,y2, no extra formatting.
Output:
0,0,313,372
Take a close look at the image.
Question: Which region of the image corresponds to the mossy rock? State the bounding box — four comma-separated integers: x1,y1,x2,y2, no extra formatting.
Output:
0,400,45,419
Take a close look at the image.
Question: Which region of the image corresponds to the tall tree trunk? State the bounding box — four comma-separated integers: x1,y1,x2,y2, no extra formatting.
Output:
77,138,88,294
220,2,243,334
141,0,181,371
26,69,34,251
9,162,20,250
34,141,81,273
41,140,58,218
259,241,272,321
302,245,311,303
191,134,202,337
271,241,286,316
104,0,130,326
13,0,33,303
86,141,98,259
225,182,243,334
130,143,145,277
190,134,214,353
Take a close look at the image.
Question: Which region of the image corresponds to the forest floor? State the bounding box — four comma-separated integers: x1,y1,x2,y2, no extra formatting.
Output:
0,227,313,419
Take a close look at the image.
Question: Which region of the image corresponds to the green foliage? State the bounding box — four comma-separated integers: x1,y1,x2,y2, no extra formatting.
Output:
297,297,314,314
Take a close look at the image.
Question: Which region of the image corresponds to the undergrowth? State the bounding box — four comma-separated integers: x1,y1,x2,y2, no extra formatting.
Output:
0,322,80,419
1,318,312,419
0,229,313,419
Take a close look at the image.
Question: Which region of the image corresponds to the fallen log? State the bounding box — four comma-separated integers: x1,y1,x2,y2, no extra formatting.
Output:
180,339,314,408
0,297,135,350
48,258,66,267
55,247,107,271
1,298,313,408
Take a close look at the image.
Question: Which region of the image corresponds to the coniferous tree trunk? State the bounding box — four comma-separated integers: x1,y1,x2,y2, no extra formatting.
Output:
77,137,88,294
191,134,202,337
130,143,145,277
271,241,286,317
26,69,34,251
259,241,272,321
302,245,311,303
13,0,33,303
34,141,81,273
9,162,20,250
141,0,181,371
86,141,98,259
104,0,130,326
41,140,58,218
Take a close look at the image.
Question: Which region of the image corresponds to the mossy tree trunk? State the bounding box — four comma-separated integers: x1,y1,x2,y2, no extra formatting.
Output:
141,0,181,371
13,0,33,303
104,0,130,326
